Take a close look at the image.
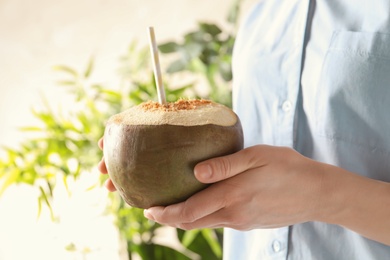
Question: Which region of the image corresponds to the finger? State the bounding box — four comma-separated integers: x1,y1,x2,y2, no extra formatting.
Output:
144,183,227,225
98,137,104,150
174,205,257,231
174,208,227,230
194,146,265,183
97,157,108,174
104,178,117,192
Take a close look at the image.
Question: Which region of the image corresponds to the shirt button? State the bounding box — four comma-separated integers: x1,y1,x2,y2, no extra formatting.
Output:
272,240,281,253
282,100,292,112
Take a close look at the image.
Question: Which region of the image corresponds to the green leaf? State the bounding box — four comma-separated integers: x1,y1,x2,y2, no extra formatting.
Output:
77,113,91,132
47,181,54,197
100,89,122,104
65,243,77,252
166,84,193,99
19,126,43,132
158,42,180,53
182,229,201,247
137,81,155,97
0,168,20,196
201,229,222,258
133,243,191,260
218,60,233,81
37,197,42,219
227,0,242,24
179,228,221,260
32,109,58,128
184,31,206,43
63,176,71,196
85,183,98,192
84,57,94,78
188,58,207,74
39,186,54,218
129,90,145,104
166,59,187,73
56,80,78,86
53,65,78,77
199,23,222,36
182,42,203,59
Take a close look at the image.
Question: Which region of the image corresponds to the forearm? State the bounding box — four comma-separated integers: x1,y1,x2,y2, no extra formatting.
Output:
316,162,390,245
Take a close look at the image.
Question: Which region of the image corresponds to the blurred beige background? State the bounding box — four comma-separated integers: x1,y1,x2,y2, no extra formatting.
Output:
0,0,256,259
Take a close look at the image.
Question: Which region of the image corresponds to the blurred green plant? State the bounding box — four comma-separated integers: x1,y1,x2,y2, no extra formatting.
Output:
158,0,241,108
0,0,243,259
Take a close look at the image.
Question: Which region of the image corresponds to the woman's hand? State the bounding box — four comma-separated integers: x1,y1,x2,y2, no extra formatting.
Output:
97,141,390,245
143,145,328,231
97,137,117,192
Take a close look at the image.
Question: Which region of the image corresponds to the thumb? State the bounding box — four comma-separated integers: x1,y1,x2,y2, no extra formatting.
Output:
194,147,261,183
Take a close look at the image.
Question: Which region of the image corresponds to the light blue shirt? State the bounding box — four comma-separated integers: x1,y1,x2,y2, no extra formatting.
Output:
225,0,390,259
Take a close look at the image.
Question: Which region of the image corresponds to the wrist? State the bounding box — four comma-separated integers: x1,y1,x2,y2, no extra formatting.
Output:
313,162,390,243
310,162,356,225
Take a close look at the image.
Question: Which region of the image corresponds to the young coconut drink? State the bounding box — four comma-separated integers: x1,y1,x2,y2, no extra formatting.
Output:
102,27,243,209
103,99,243,209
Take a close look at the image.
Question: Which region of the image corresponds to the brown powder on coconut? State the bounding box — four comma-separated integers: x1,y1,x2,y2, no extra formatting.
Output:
109,98,237,127
141,99,212,112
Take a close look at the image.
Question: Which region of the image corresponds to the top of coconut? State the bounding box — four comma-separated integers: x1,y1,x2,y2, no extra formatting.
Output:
108,99,238,126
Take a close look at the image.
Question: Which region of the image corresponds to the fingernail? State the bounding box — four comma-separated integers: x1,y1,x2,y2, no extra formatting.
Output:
195,164,212,181
144,209,155,221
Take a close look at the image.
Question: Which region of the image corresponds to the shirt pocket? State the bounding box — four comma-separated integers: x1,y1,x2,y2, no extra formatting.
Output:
315,31,390,155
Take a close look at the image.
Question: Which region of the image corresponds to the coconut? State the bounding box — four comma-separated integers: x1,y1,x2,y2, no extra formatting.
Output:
103,99,244,209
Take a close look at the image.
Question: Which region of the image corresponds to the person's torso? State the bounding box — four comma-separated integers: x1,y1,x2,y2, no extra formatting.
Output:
225,0,390,259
